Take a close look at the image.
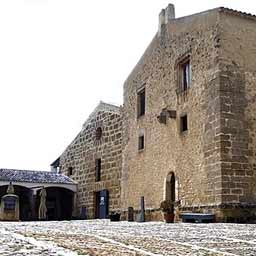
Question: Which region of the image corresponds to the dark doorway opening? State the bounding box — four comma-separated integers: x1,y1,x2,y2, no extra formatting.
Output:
94,190,109,219
166,172,175,214
39,187,74,221
0,185,74,221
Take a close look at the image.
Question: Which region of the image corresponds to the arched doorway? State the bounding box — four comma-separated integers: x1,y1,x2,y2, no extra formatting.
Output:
36,187,74,221
165,172,175,214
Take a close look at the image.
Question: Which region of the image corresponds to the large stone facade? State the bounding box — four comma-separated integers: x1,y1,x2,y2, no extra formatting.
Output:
57,5,256,222
121,5,256,222
59,102,122,219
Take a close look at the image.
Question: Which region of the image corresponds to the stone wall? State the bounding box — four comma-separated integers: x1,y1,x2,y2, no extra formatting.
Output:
215,11,256,220
59,102,122,218
122,9,222,217
122,7,256,221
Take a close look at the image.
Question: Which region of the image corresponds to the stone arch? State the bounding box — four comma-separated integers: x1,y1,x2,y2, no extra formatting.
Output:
37,186,74,221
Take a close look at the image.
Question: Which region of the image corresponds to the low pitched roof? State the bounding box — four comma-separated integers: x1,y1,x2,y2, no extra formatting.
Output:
82,101,120,128
0,168,75,185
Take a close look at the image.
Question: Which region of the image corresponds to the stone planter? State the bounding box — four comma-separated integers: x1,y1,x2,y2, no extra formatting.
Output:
110,213,120,222
163,212,175,223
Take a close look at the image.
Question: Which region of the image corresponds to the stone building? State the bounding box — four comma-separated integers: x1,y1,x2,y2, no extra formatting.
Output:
121,4,256,222
57,102,122,219
0,168,76,220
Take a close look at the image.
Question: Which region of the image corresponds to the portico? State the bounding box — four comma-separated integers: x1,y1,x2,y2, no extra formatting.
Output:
0,169,77,221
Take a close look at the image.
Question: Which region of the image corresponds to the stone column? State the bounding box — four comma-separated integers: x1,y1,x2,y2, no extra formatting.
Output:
72,192,77,218
29,190,36,220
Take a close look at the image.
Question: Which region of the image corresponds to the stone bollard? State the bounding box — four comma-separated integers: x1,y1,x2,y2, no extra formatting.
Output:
139,196,145,222
80,206,87,220
128,207,134,222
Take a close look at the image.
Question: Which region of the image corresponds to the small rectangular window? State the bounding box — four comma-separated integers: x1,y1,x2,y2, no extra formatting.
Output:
180,115,188,133
138,135,144,150
68,167,73,176
95,159,101,182
137,89,145,117
179,58,191,91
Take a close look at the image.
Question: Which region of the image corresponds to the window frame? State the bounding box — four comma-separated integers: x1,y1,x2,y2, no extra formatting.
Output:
137,88,146,118
68,167,73,176
95,158,102,182
180,114,188,133
138,134,145,151
177,56,191,93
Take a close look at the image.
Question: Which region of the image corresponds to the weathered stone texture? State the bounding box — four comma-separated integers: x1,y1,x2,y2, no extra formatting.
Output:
57,6,256,222
122,7,256,221
217,12,256,207
122,10,221,214
59,102,122,218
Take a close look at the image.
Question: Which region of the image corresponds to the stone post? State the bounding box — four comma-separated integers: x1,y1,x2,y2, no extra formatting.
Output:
140,196,145,222
128,207,134,221
72,192,77,218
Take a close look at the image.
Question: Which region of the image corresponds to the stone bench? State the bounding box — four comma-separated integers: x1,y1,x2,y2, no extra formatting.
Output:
180,213,215,223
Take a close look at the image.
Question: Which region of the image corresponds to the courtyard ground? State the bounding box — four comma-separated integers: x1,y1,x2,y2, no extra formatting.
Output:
0,220,256,256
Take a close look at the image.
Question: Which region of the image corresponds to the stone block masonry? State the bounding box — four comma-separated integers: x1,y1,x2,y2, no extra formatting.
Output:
121,5,256,222
56,4,256,223
59,102,122,219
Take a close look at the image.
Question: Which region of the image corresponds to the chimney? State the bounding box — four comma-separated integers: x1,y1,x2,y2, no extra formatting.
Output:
158,9,166,36
158,3,175,37
165,4,175,23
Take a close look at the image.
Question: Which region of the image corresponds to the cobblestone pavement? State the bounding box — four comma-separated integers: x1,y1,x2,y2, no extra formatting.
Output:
1,220,256,256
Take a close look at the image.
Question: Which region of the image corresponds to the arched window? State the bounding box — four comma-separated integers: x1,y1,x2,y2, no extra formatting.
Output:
95,127,102,140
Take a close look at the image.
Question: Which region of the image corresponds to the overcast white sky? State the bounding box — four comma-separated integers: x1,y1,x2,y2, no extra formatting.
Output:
0,0,255,171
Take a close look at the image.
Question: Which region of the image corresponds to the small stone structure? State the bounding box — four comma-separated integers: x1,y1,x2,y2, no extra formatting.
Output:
0,182,19,221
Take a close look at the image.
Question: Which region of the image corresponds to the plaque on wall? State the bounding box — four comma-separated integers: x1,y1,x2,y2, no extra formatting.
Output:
3,197,16,211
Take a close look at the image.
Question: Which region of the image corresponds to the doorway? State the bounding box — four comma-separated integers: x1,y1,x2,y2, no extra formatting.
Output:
165,172,175,214
95,190,109,219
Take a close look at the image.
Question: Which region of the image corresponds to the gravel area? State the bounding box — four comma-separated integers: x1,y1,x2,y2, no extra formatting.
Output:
0,220,256,255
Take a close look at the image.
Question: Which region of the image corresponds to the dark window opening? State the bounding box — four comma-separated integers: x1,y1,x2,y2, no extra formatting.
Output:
68,167,73,176
95,158,101,182
96,127,102,140
138,135,144,150
4,197,16,211
180,115,188,133
179,59,191,91
137,89,145,117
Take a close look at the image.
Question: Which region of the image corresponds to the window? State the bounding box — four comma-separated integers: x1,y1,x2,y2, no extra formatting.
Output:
138,135,144,150
179,58,191,91
68,167,73,176
4,197,16,211
95,127,102,140
137,89,145,117
180,115,188,133
95,158,101,182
